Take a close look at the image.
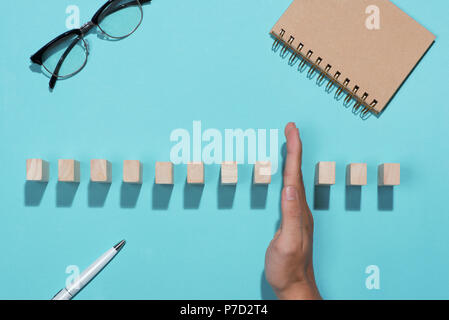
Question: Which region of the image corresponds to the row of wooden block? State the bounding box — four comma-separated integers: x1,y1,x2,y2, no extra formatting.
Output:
315,162,400,186
26,159,272,185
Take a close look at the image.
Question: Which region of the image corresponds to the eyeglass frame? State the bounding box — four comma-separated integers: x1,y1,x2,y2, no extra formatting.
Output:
30,0,151,89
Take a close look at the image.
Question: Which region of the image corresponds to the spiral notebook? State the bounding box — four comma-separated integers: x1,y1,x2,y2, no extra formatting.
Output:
270,0,435,116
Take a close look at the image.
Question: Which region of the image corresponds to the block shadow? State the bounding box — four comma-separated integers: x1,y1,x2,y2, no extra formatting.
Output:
183,180,204,209
24,181,48,207
378,186,394,211
88,181,111,208
217,174,236,210
251,169,268,209
313,161,331,210
152,183,174,210
345,186,361,211
251,185,269,209
56,181,80,207
313,185,330,210
120,182,142,209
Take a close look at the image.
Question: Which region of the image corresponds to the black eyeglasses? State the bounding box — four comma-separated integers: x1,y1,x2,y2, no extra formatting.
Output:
30,0,151,89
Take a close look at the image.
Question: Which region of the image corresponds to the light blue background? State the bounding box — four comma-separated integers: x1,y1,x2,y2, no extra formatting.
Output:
0,0,448,299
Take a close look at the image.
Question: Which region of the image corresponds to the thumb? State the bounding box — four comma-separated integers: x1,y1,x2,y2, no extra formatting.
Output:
280,185,303,239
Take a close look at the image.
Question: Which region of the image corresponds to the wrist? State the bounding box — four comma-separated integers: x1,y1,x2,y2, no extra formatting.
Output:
276,280,321,300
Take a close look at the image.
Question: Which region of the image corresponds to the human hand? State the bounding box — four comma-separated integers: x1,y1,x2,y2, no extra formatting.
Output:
264,122,321,300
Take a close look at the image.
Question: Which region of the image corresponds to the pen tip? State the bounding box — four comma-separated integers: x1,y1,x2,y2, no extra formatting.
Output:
114,240,126,251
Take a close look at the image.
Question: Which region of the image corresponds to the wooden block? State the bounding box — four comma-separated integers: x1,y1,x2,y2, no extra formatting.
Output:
187,162,204,184
155,162,173,184
346,163,367,186
221,162,238,185
58,159,80,182
90,159,111,183
254,161,271,184
123,160,142,184
315,161,336,186
26,159,49,182
378,163,400,186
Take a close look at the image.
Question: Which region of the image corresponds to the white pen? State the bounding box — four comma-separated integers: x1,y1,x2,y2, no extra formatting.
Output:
52,240,126,300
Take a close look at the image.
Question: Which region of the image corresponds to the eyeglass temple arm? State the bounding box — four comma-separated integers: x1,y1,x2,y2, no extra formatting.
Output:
49,36,82,89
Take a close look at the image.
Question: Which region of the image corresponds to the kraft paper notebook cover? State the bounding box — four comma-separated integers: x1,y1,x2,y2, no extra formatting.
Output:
270,0,435,116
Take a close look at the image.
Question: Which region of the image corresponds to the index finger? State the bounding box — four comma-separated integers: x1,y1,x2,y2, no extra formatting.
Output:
283,122,302,188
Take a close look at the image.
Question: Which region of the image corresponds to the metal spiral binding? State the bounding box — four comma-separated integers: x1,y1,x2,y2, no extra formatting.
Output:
271,30,379,119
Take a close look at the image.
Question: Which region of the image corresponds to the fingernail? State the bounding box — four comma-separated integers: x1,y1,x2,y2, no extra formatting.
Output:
286,186,297,200
286,122,296,135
